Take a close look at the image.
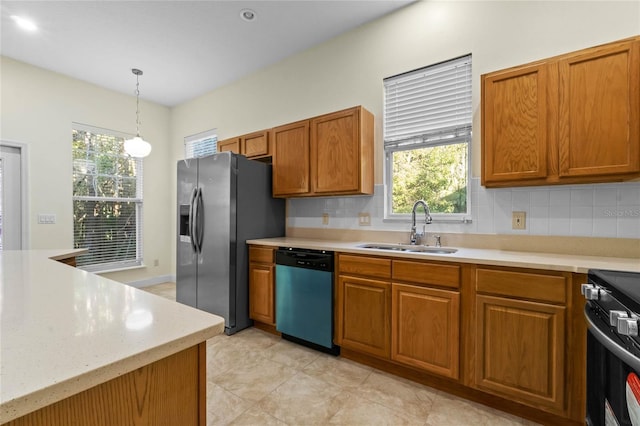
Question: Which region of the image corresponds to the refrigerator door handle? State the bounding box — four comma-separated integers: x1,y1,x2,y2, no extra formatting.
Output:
189,187,198,253
195,188,204,254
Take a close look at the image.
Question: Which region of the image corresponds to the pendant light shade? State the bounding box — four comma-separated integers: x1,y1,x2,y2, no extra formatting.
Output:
124,136,152,158
124,68,152,158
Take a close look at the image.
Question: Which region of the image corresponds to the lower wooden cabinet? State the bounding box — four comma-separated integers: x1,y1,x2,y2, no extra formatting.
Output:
337,274,391,358
248,246,276,325
474,295,565,413
473,267,568,415
391,283,460,379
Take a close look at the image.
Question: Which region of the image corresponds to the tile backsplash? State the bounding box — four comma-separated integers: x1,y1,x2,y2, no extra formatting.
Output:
287,179,640,239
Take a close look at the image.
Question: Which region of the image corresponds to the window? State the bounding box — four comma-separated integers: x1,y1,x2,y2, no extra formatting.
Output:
184,128,217,159
384,54,472,220
72,123,143,272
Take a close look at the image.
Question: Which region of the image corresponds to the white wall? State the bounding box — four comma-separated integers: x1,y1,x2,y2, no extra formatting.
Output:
170,0,640,246
1,57,173,283
3,1,638,283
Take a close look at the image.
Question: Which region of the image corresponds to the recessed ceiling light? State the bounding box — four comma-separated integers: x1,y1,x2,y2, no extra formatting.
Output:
239,9,257,22
11,15,38,32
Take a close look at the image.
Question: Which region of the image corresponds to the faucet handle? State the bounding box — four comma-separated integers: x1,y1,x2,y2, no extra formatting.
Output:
434,235,441,247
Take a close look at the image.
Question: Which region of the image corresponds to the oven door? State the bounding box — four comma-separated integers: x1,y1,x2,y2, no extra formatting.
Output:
586,305,640,426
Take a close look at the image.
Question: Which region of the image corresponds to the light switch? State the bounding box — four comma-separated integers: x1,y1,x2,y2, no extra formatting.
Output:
38,213,56,224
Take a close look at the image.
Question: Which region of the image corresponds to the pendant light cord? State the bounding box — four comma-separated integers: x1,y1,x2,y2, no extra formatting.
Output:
131,68,143,138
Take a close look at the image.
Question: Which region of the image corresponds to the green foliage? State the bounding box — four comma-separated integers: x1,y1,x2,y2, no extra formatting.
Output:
392,143,467,214
72,129,140,267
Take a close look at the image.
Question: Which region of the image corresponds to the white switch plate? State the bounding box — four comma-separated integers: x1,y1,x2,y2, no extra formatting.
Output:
38,213,56,224
512,211,526,230
322,213,329,225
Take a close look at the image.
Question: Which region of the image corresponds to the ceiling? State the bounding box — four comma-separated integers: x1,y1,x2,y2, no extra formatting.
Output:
1,0,413,107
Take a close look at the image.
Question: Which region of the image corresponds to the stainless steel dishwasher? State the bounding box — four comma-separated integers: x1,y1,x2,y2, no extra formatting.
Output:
275,247,339,355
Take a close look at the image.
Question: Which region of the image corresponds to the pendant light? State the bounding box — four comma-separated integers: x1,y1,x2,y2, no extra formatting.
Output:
124,68,152,158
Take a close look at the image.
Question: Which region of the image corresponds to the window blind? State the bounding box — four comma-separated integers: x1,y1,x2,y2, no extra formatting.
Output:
184,128,217,159
72,123,143,272
384,54,472,149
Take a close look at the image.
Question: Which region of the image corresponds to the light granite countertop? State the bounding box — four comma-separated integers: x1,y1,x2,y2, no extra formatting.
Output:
247,237,640,274
0,250,225,423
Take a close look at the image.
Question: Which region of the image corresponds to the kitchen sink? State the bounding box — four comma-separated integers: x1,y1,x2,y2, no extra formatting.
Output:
357,243,458,254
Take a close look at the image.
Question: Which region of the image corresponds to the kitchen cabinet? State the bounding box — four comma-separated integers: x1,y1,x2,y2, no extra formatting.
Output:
241,130,271,160
272,106,374,198
218,130,272,161
336,255,391,358
482,62,548,183
217,137,240,154
391,260,461,380
272,120,311,197
482,36,640,187
337,255,461,379
473,267,567,414
248,246,276,325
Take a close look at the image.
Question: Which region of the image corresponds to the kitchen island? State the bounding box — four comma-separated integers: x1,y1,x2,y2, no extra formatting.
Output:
0,250,225,425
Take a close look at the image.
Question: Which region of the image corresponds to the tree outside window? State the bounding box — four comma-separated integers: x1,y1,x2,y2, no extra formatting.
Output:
72,124,143,271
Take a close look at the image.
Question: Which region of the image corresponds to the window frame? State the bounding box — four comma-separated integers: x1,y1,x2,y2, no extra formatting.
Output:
72,123,144,273
383,54,473,223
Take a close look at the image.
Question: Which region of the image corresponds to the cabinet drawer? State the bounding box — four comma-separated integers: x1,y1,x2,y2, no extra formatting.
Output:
392,260,460,289
476,268,567,304
249,246,274,264
339,255,391,279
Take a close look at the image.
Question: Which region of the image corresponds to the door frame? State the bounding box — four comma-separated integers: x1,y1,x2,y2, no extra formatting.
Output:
0,140,29,249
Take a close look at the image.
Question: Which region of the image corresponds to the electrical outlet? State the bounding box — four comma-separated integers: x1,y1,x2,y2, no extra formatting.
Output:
153,259,159,267
322,213,329,225
358,212,371,226
512,211,526,230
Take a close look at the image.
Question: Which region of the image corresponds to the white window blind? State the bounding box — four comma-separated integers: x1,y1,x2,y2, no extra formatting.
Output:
384,54,472,149
184,128,217,159
72,123,143,272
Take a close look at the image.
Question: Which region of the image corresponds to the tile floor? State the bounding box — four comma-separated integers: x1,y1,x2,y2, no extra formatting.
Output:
142,283,538,426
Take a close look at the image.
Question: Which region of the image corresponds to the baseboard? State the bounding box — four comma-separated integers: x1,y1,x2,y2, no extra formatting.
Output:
126,274,175,288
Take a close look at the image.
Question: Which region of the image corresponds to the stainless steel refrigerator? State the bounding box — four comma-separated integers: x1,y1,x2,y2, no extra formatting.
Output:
176,152,285,335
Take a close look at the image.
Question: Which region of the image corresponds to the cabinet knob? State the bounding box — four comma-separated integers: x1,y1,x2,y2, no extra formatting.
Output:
617,317,639,337
581,284,601,300
610,310,629,327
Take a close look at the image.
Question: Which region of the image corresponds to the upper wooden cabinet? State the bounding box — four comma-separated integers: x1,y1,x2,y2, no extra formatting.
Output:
482,62,549,183
272,120,311,197
558,40,640,177
241,130,271,160
218,130,272,160
217,137,240,154
482,36,640,187
272,106,374,198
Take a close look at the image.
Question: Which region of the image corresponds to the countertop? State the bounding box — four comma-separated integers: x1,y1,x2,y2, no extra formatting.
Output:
247,237,640,274
0,250,225,423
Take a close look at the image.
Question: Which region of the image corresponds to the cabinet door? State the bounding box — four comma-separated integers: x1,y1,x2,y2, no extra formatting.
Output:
558,40,640,177
482,63,548,184
272,120,310,197
242,130,270,158
311,107,361,194
249,263,275,325
475,295,565,413
337,275,391,358
392,283,460,379
218,138,241,154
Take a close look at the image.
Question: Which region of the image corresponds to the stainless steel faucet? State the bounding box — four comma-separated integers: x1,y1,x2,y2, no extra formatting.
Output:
409,200,432,245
